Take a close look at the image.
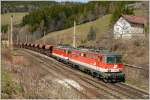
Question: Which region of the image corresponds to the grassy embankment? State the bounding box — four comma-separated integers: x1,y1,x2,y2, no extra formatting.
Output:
1,48,23,98
38,7,148,45
37,14,111,45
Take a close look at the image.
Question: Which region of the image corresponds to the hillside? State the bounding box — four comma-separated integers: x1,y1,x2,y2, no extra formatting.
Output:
37,14,111,45
1,12,28,25
1,1,57,14
21,2,111,35
37,3,149,46
19,1,139,42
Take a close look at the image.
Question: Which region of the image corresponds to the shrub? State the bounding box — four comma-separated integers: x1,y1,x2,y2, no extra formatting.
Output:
1,70,23,98
87,26,96,41
80,39,87,44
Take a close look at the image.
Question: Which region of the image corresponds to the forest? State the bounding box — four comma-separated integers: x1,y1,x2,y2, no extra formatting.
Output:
21,1,134,36
1,1,135,39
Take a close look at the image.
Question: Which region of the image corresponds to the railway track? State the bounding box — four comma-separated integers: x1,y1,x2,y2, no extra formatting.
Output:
18,49,108,98
17,48,149,99
34,55,120,99
17,49,89,98
48,58,149,99
115,83,149,98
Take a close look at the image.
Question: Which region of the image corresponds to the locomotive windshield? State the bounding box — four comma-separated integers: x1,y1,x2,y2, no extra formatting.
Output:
106,56,122,64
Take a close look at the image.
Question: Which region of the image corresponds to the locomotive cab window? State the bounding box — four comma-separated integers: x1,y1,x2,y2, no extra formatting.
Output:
106,55,122,64
107,56,115,63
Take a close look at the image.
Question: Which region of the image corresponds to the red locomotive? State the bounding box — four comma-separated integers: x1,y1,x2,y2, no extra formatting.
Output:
19,43,125,83
52,45,125,82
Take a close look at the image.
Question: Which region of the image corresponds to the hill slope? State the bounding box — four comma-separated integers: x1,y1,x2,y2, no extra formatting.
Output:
1,12,28,25
37,14,111,45
37,13,149,91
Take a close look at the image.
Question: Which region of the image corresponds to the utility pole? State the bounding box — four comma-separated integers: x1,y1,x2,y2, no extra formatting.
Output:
10,15,13,51
8,26,10,47
10,15,14,70
73,21,76,48
17,35,19,45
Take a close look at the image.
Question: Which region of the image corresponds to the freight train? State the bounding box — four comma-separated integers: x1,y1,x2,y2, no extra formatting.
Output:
18,43,125,83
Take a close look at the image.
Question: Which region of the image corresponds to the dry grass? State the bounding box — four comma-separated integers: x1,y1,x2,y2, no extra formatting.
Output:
94,37,149,69
1,48,23,99
93,37,149,91
112,39,148,68
1,48,85,99
1,48,11,61
1,12,28,25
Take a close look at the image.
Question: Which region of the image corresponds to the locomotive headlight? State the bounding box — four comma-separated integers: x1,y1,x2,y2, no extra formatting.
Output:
114,64,118,68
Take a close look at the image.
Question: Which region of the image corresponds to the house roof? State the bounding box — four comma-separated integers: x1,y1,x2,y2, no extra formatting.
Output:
122,15,147,25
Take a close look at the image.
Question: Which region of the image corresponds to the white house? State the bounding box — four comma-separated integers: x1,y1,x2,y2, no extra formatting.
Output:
113,15,147,39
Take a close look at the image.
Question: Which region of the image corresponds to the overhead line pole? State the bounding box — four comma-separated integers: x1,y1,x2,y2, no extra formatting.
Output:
44,30,45,44
17,35,19,45
10,15,14,70
26,34,27,43
73,21,76,48
8,26,10,47
10,15,13,51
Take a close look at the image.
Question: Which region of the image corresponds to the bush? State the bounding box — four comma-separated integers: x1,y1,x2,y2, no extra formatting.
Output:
87,26,96,41
80,39,87,44
1,70,23,98
1,25,8,33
